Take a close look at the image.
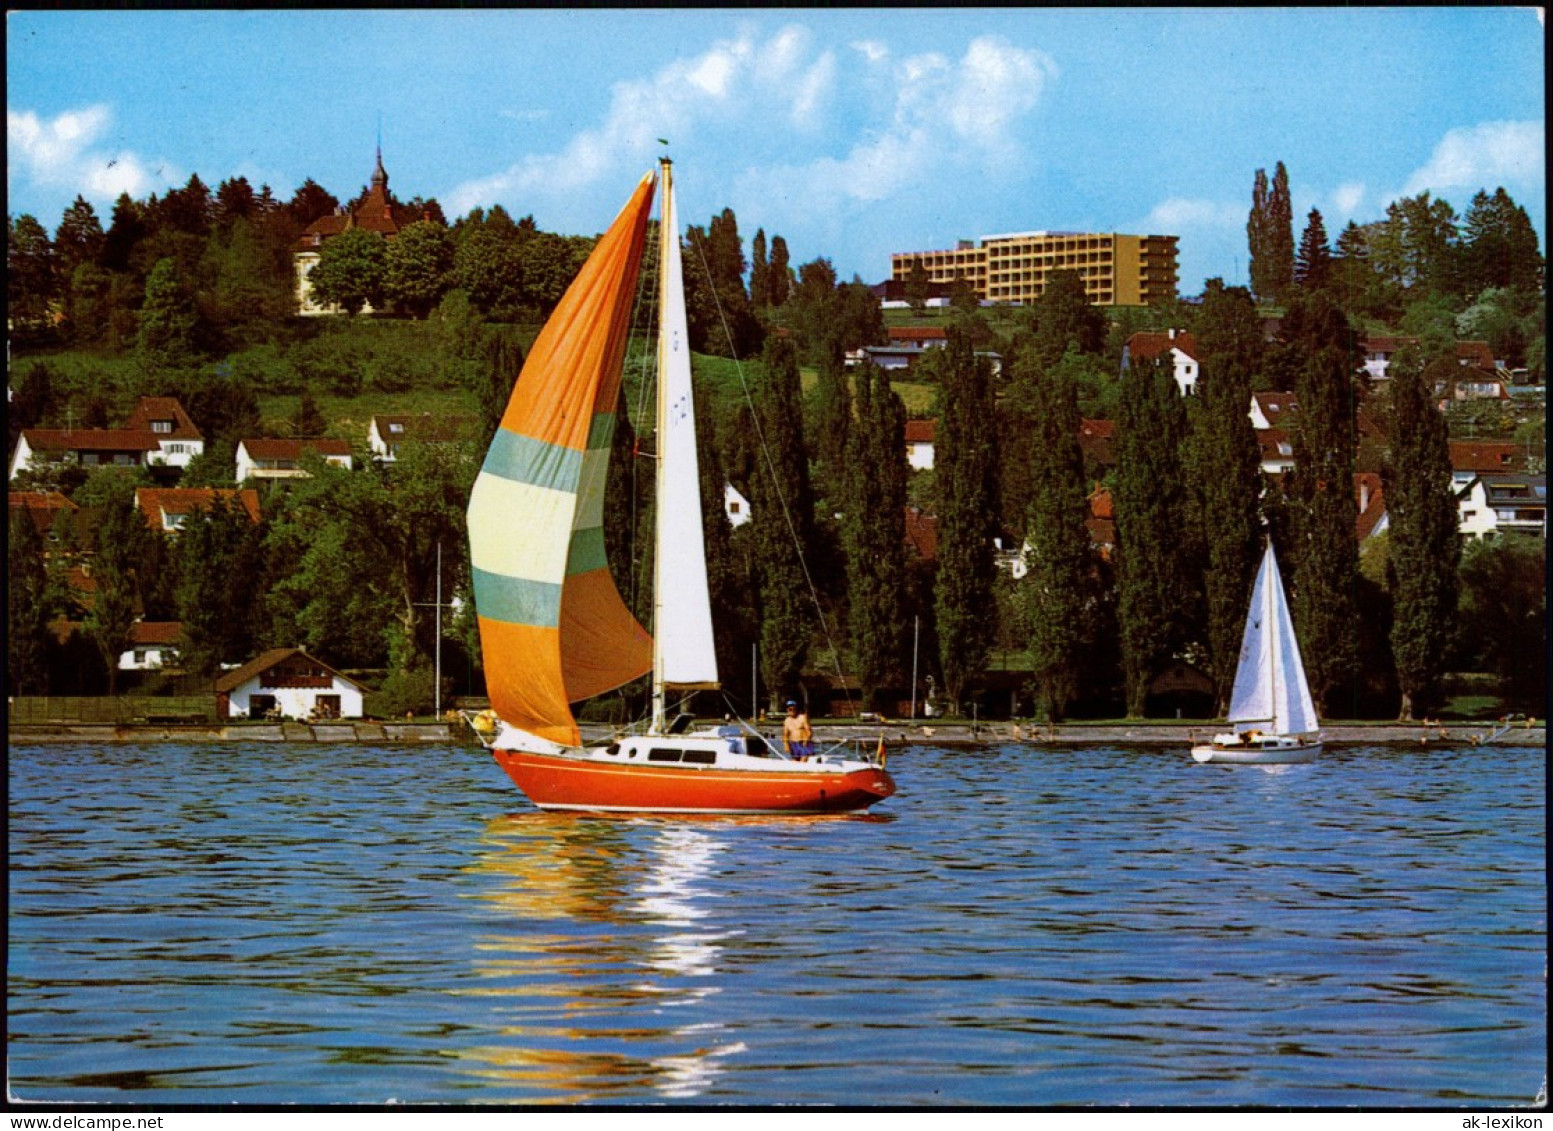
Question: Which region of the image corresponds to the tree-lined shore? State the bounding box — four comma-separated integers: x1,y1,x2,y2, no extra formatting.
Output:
7,162,1546,723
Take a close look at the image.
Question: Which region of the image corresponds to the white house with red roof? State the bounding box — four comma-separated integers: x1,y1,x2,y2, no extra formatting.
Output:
8,427,162,482
215,647,369,720
1122,329,1199,396
905,419,937,470
119,621,185,672
236,438,354,482
123,397,204,468
366,413,478,462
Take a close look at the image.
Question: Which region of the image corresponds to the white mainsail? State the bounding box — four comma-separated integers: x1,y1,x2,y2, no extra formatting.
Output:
652,162,719,713
1225,546,1319,737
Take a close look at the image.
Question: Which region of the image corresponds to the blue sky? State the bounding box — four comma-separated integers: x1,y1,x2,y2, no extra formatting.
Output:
7,8,1545,295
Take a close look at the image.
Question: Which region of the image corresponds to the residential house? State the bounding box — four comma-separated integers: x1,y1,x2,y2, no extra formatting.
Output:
1077,418,1116,471
1256,429,1296,476
859,326,1002,376
724,482,751,528
1355,473,1389,544
1360,337,1498,383
119,621,185,672
1248,391,1297,431
1448,441,1532,489
215,647,369,720
1086,485,1117,559
8,490,79,541
903,506,938,562
123,397,204,469
1456,474,1546,541
135,487,262,534
293,148,428,316
1247,392,1385,475
9,428,161,482
1439,370,1512,405
870,279,952,309
236,438,354,482
367,413,478,462
905,419,937,470
1122,330,1200,396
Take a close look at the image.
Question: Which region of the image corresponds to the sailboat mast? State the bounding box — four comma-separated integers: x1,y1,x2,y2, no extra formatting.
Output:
650,158,673,734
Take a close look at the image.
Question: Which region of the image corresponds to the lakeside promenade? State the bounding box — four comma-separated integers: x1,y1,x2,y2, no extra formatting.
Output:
9,718,1543,748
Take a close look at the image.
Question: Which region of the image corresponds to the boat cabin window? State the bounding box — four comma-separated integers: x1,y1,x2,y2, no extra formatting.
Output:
681,749,715,765
647,748,682,763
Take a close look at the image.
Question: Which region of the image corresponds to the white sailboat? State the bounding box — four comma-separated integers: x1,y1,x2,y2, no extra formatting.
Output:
1191,545,1322,765
465,160,894,813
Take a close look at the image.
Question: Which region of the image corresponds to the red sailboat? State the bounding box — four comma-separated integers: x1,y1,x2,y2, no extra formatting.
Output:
466,160,895,814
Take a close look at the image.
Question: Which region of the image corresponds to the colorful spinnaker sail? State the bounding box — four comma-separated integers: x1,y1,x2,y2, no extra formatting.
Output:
468,174,657,747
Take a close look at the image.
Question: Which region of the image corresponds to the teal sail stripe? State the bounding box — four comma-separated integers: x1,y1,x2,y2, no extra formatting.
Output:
586,412,616,451
567,525,608,575
484,429,582,492
471,566,562,628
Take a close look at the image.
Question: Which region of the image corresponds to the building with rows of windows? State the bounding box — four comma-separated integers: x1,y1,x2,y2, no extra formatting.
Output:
891,230,1180,307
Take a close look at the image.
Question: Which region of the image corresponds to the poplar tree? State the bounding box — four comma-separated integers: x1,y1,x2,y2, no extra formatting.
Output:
1187,280,1267,712
841,362,908,712
1383,348,1460,719
749,228,769,314
748,336,814,708
8,512,57,695
136,257,201,372
1114,355,1196,717
767,235,791,307
83,493,148,697
933,326,999,715
1015,345,1094,721
176,497,266,676
1248,162,1295,304
1286,293,1360,714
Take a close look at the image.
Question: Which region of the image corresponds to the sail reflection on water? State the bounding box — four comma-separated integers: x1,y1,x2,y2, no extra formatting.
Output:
453,815,743,1100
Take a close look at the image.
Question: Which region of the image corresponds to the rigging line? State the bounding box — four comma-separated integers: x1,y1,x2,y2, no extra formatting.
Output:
686,228,855,709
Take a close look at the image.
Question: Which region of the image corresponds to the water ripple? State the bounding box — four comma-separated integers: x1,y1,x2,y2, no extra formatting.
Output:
7,741,1545,1105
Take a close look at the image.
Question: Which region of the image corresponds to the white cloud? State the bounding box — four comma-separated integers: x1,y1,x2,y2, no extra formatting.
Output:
1331,182,1366,217
445,24,837,216
851,40,888,64
446,28,1056,230
1138,197,1242,232
1402,120,1545,196
7,104,175,207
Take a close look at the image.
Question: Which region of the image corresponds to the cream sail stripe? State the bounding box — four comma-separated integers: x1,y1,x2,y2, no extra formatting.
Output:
470,566,561,626
468,472,574,582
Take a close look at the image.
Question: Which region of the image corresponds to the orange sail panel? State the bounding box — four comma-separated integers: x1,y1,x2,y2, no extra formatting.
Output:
468,174,656,747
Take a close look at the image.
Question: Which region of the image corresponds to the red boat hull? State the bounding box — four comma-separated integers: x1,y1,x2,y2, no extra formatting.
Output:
492,749,896,814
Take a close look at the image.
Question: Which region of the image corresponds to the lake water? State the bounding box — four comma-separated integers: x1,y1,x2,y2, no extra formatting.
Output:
7,740,1545,1107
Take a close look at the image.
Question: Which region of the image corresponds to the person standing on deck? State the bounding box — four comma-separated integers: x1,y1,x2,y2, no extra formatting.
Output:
783,700,814,760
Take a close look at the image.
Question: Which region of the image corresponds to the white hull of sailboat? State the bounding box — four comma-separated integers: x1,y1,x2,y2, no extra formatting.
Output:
1190,738,1322,765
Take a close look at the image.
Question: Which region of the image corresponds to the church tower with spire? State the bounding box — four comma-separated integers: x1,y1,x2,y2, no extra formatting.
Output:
292,145,424,315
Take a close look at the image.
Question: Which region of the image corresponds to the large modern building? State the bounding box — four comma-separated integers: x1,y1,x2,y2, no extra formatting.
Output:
891,230,1180,307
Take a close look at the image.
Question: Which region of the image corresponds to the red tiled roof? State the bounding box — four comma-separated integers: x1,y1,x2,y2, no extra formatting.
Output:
1126,330,1198,362
1088,485,1114,520
1077,418,1115,466
123,396,202,440
20,428,161,453
888,326,948,342
1257,428,1294,461
214,647,369,694
8,490,78,536
904,419,937,444
371,414,479,443
240,438,353,460
1449,441,1528,474
1252,392,1298,418
1355,473,1387,541
131,621,185,647
904,506,938,561
136,488,261,530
